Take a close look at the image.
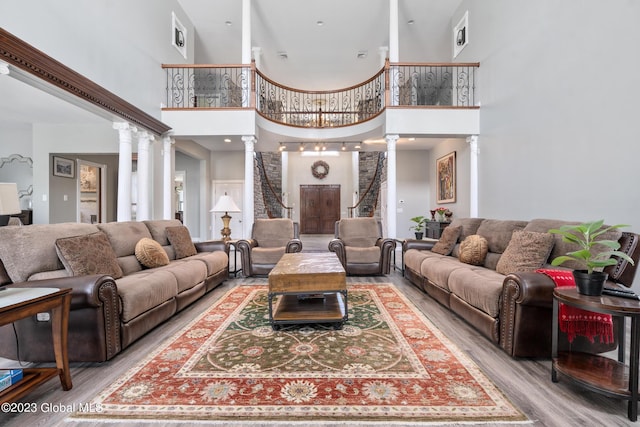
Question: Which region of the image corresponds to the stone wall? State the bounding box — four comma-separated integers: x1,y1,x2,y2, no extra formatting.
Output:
254,152,283,218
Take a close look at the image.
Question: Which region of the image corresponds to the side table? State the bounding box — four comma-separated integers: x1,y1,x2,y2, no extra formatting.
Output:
426,220,449,239
0,287,72,403
227,240,242,277
552,287,640,421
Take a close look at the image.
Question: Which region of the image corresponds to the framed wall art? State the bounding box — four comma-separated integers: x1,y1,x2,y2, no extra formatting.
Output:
53,156,75,179
436,151,456,203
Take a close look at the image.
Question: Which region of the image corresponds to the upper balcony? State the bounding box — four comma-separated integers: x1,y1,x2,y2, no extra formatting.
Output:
161,61,480,140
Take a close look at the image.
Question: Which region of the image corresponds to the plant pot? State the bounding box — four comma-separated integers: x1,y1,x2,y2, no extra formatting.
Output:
414,232,424,240
573,270,608,296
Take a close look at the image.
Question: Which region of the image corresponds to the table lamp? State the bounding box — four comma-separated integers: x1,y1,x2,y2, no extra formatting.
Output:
0,183,21,226
210,192,241,241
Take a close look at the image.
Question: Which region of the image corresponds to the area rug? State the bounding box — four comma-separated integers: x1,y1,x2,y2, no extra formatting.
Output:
68,284,527,424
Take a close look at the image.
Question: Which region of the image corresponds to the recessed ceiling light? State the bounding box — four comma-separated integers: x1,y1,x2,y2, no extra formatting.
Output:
277,51,288,60
224,138,231,143
408,137,415,141
357,51,368,59
225,21,232,26
316,20,324,26
407,20,415,25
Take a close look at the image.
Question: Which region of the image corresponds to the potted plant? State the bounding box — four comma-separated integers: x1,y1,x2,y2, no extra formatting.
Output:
410,215,427,239
549,219,635,295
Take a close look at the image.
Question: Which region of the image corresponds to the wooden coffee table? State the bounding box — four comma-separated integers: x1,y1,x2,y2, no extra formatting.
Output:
268,252,347,329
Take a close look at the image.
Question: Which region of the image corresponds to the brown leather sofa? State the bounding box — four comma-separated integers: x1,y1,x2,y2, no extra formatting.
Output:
236,218,302,277
329,217,396,275
0,220,228,362
403,218,640,358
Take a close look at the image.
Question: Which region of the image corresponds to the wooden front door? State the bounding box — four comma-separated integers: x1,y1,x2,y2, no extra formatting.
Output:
300,185,340,234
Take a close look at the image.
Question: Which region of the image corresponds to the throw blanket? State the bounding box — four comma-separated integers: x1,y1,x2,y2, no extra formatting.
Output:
537,269,614,344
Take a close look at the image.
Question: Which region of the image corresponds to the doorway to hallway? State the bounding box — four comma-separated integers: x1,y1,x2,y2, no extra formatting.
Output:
299,184,340,234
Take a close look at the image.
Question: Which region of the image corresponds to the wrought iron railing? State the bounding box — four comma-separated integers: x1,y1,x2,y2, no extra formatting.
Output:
389,63,478,107
162,65,251,108
161,62,479,123
255,68,385,128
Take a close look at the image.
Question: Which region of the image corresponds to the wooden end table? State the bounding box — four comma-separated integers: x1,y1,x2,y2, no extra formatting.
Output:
552,287,640,421
0,287,73,403
268,252,347,329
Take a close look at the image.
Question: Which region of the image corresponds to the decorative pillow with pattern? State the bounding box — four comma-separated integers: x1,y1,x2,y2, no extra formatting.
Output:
496,230,555,275
166,226,197,259
135,237,170,268
431,225,462,255
55,231,123,279
458,234,489,266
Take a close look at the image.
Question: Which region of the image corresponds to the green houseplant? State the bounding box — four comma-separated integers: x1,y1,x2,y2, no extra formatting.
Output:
549,219,635,295
410,215,427,239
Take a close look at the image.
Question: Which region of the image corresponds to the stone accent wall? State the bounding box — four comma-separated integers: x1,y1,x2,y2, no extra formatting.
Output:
358,152,384,218
254,152,283,218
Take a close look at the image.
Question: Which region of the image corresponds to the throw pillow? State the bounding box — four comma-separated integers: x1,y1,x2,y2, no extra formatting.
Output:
55,231,123,279
496,230,555,275
458,234,489,266
431,225,462,255
166,225,197,259
135,237,170,268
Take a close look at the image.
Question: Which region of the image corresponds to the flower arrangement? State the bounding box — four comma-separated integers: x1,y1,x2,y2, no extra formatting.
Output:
434,207,448,221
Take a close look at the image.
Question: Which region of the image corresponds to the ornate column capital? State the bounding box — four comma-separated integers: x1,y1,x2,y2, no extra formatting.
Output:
467,135,479,154
242,135,256,151
385,134,399,150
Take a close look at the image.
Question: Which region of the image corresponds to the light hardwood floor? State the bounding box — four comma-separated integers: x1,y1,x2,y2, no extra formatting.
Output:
0,235,634,426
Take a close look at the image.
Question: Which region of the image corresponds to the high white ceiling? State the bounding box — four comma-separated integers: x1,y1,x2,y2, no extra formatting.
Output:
0,0,463,152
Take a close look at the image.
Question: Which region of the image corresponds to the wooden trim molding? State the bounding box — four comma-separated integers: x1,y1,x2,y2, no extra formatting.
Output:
0,28,171,135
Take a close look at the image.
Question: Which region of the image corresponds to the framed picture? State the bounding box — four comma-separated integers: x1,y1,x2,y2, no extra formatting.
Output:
53,156,75,179
436,151,456,203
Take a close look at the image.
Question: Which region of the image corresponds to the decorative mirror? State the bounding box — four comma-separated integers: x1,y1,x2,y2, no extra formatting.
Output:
0,154,33,210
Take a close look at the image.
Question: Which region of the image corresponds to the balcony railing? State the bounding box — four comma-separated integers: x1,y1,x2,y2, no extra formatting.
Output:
163,64,251,108
162,62,479,125
390,63,478,107
255,68,385,128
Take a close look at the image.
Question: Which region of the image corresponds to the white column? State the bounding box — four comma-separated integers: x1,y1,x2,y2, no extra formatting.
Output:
241,0,251,107
242,135,256,238
136,131,153,221
114,122,134,222
468,135,479,217
162,136,175,219
386,134,398,238
389,0,399,106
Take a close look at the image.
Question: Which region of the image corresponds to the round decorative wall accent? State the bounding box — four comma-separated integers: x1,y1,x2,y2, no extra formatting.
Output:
311,160,330,179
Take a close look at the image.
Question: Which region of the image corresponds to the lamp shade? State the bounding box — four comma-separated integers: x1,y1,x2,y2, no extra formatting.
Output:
0,183,20,215
210,194,241,213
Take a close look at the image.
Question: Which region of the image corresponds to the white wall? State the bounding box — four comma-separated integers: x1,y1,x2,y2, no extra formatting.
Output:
0,0,194,119
396,150,430,239
453,0,640,232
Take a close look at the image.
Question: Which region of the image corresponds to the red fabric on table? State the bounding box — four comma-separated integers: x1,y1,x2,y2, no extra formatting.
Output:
537,269,614,344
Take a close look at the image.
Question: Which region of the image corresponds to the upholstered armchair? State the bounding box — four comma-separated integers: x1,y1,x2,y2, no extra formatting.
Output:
328,217,396,275
236,218,303,277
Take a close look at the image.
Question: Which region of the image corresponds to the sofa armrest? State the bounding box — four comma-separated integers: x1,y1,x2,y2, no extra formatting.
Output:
195,240,228,254
286,238,303,253
503,272,556,307
377,238,397,275
499,272,557,357
328,239,347,269
6,274,118,310
402,239,436,252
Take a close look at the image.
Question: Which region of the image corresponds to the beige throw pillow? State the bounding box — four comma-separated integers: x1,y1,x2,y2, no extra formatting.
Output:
135,237,170,268
55,231,124,279
431,225,462,255
495,230,555,275
459,234,489,265
166,226,197,259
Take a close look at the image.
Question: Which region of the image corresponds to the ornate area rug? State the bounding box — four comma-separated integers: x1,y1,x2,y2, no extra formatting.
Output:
68,284,526,424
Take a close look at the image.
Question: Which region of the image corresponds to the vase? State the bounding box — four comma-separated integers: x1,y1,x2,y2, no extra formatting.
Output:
573,270,608,296
438,213,446,222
